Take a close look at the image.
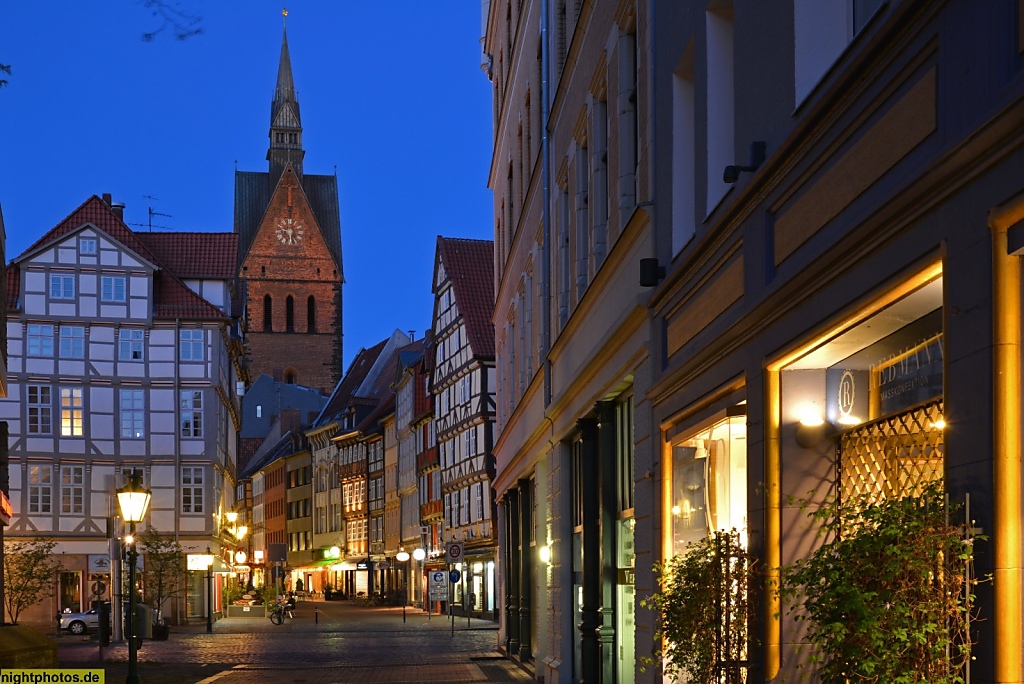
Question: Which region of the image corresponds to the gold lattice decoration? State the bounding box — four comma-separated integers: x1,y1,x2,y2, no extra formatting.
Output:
839,400,944,505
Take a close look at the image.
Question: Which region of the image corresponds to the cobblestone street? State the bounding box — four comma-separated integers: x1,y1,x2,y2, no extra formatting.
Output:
55,600,531,683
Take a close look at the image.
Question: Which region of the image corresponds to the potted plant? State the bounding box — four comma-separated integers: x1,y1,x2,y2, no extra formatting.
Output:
782,482,980,683
139,527,186,640
640,529,754,683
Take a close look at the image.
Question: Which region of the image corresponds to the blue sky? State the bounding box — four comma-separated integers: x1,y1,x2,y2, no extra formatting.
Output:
0,2,495,370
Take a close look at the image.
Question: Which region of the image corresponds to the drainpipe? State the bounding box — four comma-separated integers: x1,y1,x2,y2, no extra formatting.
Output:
988,196,1023,684
540,0,552,407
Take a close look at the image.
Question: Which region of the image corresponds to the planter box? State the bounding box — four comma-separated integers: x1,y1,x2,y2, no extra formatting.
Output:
226,604,266,618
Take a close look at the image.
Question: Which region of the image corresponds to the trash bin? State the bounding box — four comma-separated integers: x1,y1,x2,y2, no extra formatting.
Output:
135,604,154,639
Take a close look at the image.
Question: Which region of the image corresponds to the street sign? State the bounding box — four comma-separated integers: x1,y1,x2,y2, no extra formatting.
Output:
446,542,464,562
429,570,448,602
449,569,462,584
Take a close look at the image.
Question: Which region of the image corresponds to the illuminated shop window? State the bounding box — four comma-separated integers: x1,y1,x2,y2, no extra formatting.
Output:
669,408,747,555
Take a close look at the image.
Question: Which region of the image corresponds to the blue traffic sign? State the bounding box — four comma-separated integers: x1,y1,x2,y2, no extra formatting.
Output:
449,569,462,583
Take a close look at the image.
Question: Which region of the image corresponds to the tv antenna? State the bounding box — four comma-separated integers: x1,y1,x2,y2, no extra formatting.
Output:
129,195,173,232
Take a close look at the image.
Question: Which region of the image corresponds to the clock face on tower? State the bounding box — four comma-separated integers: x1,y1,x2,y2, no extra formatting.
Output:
275,218,305,245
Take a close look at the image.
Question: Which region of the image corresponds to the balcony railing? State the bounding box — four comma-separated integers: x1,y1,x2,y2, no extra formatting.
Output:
420,499,443,523
417,446,439,474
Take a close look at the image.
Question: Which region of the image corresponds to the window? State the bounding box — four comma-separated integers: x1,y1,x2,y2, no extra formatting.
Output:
118,329,144,361
101,276,126,303
79,238,97,255
705,10,734,213
180,330,203,361
61,465,85,515
180,390,203,438
263,294,273,331
59,325,85,359
60,387,84,436
27,385,52,434
181,466,204,513
27,324,54,356
460,376,471,404
794,0,884,104
473,482,484,521
307,295,316,333
286,296,295,332
616,395,635,512
28,465,52,513
669,411,747,552
120,389,145,438
50,275,75,299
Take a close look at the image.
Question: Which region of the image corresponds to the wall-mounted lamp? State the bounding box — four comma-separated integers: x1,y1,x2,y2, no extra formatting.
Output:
724,141,766,183
640,258,666,287
538,545,551,565
795,417,836,449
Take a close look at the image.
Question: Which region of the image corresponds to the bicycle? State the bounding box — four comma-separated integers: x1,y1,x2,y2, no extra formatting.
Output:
268,599,294,625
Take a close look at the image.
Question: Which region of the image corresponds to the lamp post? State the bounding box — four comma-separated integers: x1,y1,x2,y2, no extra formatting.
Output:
396,550,410,623
412,548,426,610
116,470,151,684
203,547,214,633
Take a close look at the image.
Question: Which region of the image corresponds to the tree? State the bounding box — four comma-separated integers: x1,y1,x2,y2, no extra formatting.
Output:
0,64,10,88
3,538,63,625
139,527,186,625
139,0,203,42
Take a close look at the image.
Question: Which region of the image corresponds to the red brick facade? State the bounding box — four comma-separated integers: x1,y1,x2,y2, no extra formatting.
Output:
241,165,342,394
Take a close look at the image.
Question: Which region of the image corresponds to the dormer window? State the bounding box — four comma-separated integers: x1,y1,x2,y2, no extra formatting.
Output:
80,238,97,255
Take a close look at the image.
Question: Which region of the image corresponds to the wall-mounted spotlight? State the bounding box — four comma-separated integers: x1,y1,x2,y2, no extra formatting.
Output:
724,141,766,183
795,416,836,449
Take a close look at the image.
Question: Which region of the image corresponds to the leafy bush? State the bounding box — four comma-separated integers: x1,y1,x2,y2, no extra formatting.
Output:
782,483,979,683
641,529,754,683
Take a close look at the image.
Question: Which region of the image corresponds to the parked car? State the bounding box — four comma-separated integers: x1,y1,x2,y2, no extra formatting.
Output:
60,607,100,635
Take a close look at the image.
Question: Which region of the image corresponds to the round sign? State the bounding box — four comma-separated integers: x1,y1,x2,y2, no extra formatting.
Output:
92,581,107,597
432,570,446,584
449,569,462,583
447,542,463,561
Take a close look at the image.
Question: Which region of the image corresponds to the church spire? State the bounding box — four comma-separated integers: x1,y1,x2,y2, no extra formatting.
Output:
268,8,304,183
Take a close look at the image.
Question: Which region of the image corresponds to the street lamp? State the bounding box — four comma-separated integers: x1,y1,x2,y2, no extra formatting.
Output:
396,550,410,623
412,548,426,610
116,470,151,684
200,547,215,633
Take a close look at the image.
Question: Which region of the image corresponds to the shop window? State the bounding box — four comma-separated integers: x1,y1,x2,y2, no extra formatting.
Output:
669,408,747,553
778,267,944,507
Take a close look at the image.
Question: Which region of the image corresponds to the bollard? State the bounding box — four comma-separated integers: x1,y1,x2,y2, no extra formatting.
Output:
315,606,319,625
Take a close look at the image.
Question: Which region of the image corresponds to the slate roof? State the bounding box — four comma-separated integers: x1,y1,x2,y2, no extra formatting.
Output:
239,430,297,479
436,237,495,358
233,171,343,274
136,232,238,279
314,339,389,427
7,196,228,321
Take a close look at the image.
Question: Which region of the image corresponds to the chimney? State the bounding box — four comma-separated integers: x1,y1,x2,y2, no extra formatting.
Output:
102,193,112,206
281,408,301,433
111,202,125,221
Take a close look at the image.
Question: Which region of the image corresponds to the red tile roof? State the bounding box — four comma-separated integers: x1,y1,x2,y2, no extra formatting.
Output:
136,232,238,279
7,196,228,321
436,237,495,358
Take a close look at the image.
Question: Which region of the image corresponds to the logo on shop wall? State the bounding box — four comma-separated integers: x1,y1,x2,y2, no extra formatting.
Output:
837,370,856,423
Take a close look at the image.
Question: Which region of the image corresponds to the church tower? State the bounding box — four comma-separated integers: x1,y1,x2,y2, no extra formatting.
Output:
235,16,344,394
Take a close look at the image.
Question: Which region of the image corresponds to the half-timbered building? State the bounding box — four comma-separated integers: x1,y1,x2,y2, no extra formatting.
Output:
430,237,497,618
2,194,243,628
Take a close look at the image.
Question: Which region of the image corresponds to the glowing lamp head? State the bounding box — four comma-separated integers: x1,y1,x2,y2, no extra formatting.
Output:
226,511,238,524
116,470,151,523
396,550,411,562
234,550,247,564
236,525,248,539
124,534,135,545
328,546,341,559
538,545,551,565
412,548,426,561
